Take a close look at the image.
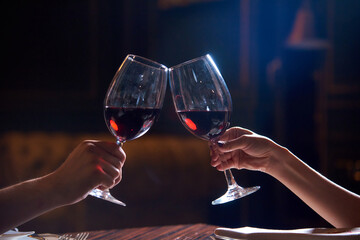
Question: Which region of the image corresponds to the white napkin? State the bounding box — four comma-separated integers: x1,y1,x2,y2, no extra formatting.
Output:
214,226,360,240
0,230,35,240
0,230,64,240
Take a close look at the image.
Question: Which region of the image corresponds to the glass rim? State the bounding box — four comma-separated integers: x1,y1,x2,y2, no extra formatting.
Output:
127,54,168,71
169,54,211,70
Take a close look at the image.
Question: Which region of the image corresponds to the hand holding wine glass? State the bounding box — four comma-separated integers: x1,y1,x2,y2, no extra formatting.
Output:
169,54,260,205
89,54,168,206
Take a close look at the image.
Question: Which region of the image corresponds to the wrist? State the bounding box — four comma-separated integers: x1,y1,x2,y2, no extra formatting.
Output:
39,172,69,208
265,144,295,179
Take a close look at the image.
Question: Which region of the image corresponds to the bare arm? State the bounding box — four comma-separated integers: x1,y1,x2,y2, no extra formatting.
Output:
0,140,126,234
0,175,63,234
270,147,360,227
210,127,360,227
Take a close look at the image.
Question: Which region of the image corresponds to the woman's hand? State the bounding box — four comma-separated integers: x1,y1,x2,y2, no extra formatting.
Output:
0,140,127,234
209,127,360,227
209,127,284,174
48,140,126,205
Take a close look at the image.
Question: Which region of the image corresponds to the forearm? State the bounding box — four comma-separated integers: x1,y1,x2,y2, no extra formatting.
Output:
0,173,63,234
268,147,360,227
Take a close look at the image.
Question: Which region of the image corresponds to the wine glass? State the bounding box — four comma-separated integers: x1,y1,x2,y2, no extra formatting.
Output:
169,54,260,205
89,54,168,206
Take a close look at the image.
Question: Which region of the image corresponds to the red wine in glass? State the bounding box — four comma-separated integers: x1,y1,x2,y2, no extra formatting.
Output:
89,54,168,206
104,106,161,143
169,54,260,205
177,110,230,141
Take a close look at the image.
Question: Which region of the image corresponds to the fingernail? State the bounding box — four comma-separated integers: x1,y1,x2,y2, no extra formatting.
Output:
217,141,225,147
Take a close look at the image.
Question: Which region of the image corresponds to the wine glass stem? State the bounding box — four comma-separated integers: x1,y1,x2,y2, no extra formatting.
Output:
224,169,239,188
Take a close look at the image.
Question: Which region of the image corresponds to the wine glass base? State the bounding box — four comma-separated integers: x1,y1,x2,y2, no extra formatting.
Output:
212,185,260,205
89,188,126,206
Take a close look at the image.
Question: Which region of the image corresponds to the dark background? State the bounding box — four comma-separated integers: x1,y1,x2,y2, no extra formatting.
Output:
1,0,359,232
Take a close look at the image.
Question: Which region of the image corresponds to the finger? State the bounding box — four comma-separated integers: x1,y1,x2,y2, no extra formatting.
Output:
217,134,252,153
88,141,125,169
92,140,126,165
228,126,254,135
211,157,220,167
216,159,234,171
211,151,233,167
220,127,253,140
209,145,222,167
93,168,116,190
113,169,123,186
97,158,120,180
209,144,216,158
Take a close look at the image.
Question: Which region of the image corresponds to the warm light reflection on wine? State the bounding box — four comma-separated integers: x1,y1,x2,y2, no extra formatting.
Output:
185,118,197,131
110,119,119,131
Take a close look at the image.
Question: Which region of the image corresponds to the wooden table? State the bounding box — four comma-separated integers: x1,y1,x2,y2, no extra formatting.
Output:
86,223,217,240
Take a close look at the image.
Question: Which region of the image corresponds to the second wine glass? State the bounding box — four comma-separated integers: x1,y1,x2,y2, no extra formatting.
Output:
169,54,260,205
89,54,168,206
